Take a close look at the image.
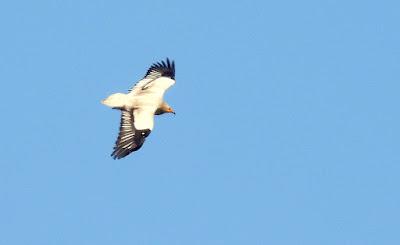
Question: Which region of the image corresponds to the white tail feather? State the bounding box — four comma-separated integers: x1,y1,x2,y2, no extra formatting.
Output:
101,93,128,109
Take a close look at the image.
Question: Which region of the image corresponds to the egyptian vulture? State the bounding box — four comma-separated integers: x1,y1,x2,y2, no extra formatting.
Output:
102,58,176,159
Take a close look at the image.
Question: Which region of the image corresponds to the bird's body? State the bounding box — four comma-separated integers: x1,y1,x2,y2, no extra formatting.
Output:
102,59,176,159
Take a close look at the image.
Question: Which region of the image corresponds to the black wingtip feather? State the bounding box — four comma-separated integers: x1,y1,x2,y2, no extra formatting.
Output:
144,58,175,79
111,129,150,160
110,110,152,160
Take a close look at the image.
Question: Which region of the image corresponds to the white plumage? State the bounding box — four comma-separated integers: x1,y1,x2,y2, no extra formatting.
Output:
102,58,176,159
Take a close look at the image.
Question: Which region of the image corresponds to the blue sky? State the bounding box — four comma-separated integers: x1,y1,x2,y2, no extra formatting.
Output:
1,0,399,244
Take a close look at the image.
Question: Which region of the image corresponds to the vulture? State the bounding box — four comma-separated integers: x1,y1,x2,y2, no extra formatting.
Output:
102,58,176,159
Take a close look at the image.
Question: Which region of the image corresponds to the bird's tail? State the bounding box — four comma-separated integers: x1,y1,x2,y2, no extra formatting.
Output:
101,93,128,109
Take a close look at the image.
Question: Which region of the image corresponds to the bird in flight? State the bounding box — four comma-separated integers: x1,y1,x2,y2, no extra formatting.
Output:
102,58,176,159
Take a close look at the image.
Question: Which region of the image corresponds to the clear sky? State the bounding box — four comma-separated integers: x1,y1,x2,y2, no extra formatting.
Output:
1,0,399,244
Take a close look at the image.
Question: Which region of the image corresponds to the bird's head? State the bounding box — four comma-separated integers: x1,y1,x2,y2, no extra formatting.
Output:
155,102,176,115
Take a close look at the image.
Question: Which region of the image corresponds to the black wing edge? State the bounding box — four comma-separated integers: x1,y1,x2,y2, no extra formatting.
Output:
144,58,175,79
111,110,152,160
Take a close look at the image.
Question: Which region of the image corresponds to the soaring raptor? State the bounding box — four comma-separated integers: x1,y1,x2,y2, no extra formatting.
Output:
102,58,176,159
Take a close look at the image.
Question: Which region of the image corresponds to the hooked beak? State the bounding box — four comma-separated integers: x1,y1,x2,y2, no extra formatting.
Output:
170,108,176,115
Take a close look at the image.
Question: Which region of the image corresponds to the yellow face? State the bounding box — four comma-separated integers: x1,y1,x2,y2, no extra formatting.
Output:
166,107,175,114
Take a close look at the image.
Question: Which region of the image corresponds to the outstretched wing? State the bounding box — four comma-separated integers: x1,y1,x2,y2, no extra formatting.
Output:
111,110,152,159
129,58,175,95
